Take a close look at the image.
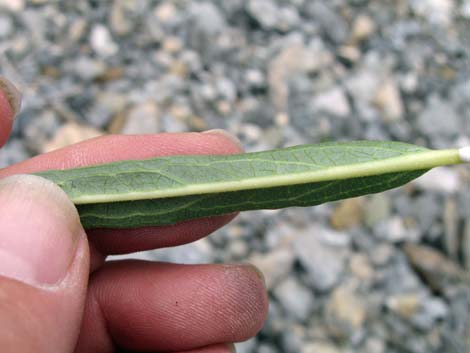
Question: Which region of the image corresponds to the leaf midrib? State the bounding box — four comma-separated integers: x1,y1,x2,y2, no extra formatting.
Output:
71,149,460,205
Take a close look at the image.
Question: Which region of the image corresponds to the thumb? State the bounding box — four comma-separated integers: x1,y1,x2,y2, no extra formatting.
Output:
0,175,89,352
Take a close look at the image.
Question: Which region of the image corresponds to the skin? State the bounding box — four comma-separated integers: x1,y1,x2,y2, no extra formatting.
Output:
0,84,268,353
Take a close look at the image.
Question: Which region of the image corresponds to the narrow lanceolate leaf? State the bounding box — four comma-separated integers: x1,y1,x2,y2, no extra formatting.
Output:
34,141,469,229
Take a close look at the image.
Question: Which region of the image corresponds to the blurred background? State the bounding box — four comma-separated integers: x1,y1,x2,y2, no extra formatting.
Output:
1,1,469,352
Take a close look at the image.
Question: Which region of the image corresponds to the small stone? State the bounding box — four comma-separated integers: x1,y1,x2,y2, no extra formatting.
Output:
369,243,395,266
0,139,30,168
0,14,14,38
413,167,461,193
247,0,279,30
364,194,391,227
68,18,88,41
120,102,160,134
374,216,412,243
306,2,348,44
443,197,459,260
43,122,103,153
273,277,314,322
464,220,470,271
345,70,382,105
330,198,363,230
326,285,366,339
162,36,183,54
235,338,257,353
294,228,348,292
0,0,24,11
312,87,351,118
351,15,375,43
301,342,341,353
373,78,404,121
416,96,460,137
69,56,107,81
363,337,386,353
90,24,119,57
404,243,468,294
386,294,421,319
110,0,133,36
410,0,454,26
269,42,332,111
154,2,178,23
412,296,449,330
189,1,226,35
249,248,295,289
349,253,375,282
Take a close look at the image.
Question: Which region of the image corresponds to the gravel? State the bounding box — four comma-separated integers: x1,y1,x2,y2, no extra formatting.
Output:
1,1,469,352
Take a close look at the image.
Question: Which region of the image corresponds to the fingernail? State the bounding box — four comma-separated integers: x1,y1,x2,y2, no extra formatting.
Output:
203,129,243,150
227,343,237,353
0,175,83,286
0,76,22,118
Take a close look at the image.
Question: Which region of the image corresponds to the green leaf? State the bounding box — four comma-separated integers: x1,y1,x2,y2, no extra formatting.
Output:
34,141,466,229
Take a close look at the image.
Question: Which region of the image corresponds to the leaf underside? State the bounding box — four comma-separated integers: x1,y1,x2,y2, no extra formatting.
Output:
35,141,431,229
77,170,426,228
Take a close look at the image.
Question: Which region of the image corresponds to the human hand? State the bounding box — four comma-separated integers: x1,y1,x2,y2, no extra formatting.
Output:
0,77,268,353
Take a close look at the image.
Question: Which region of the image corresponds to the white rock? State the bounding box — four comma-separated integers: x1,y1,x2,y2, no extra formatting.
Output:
273,277,314,322
373,78,404,121
313,87,351,118
0,14,14,38
414,167,461,193
121,102,160,134
0,0,24,11
294,228,348,291
249,248,295,289
351,15,375,42
411,0,454,26
90,24,119,57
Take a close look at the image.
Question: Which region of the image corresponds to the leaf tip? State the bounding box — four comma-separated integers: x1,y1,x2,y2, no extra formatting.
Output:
459,146,470,163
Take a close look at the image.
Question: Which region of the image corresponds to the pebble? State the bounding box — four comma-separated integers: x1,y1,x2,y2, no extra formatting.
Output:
120,102,160,134
273,277,315,322
249,248,295,290
325,285,366,339
404,243,468,294
312,87,351,118
464,220,470,271
301,342,341,353
0,14,14,38
42,122,102,153
351,15,375,43
0,0,24,11
247,0,279,30
294,228,348,292
269,41,333,111
416,96,461,138
413,167,461,193
364,194,392,228
90,24,119,57
329,198,363,230
410,0,455,26
373,78,404,122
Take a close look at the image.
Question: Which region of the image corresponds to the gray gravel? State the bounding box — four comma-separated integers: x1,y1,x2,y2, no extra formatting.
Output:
1,1,470,352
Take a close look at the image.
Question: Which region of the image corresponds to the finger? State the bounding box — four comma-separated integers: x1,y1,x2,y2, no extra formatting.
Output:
74,261,268,353
174,343,236,353
0,77,22,147
116,343,236,353
0,175,89,352
88,214,237,255
0,131,243,255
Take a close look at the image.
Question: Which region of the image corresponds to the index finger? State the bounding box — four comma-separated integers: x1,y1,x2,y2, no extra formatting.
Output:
0,131,243,255
0,77,21,147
